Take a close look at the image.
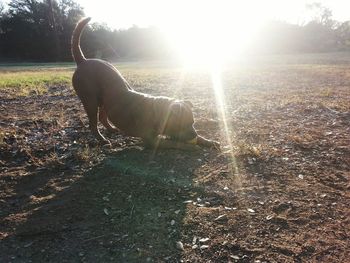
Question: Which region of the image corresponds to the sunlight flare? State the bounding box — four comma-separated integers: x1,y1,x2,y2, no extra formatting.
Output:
210,65,239,176
162,0,265,69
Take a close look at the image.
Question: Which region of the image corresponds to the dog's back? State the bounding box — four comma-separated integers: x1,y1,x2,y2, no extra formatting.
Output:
71,18,130,103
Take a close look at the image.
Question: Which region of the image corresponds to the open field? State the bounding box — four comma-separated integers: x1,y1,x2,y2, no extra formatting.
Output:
0,54,349,262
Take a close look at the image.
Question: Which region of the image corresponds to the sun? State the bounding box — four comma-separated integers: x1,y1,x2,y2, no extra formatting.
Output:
160,0,266,69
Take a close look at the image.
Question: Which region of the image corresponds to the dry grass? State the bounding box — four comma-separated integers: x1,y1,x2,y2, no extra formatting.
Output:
0,55,349,262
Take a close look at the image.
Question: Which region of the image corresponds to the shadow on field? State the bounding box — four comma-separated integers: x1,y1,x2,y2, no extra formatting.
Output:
1,146,205,262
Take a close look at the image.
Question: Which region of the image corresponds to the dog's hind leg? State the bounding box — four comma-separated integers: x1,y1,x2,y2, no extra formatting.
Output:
99,106,120,133
72,73,110,145
81,97,110,145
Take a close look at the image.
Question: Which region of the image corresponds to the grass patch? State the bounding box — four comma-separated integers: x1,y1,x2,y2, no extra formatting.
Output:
0,61,181,97
0,70,72,96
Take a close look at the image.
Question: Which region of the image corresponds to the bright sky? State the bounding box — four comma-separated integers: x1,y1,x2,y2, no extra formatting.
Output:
79,0,350,29
75,0,350,67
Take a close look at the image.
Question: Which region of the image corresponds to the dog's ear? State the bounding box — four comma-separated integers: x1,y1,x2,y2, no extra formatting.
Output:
183,100,193,108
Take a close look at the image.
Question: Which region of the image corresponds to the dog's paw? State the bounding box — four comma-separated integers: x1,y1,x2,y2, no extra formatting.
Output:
197,136,220,150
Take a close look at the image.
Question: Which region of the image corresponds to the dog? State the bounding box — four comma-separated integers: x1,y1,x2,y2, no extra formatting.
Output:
71,17,219,150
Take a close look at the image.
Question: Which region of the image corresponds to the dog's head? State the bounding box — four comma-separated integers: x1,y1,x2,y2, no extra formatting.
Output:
163,100,198,141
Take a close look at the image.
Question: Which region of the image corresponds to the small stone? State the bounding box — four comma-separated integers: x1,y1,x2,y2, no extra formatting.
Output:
103,208,109,215
176,241,184,250
214,214,227,221
247,208,255,213
266,215,274,220
192,236,197,244
199,237,210,243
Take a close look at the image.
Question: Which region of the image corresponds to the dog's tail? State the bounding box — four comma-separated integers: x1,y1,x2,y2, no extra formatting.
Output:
71,17,91,65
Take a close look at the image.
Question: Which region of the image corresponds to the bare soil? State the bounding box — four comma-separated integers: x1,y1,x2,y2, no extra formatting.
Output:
0,62,349,262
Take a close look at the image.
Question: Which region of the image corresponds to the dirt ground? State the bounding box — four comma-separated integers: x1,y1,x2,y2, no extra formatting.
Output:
0,60,349,262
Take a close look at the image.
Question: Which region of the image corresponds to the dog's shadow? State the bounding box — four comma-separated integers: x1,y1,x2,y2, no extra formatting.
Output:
3,147,207,262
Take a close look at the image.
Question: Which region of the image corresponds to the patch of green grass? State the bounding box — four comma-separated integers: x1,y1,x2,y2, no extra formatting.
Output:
0,70,72,96
0,62,75,71
0,61,180,97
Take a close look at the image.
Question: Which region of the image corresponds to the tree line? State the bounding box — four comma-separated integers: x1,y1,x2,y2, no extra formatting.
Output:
255,3,350,54
0,0,349,62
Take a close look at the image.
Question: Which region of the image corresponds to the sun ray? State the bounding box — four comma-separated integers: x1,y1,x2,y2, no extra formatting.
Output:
210,64,239,177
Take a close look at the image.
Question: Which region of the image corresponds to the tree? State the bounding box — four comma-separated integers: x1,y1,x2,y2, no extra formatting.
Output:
0,1,4,15
336,21,350,50
0,1,6,58
47,0,61,61
306,2,337,29
0,0,84,61
56,0,84,60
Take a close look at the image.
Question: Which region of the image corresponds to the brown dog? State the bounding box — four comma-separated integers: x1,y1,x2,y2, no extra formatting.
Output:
71,17,219,149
